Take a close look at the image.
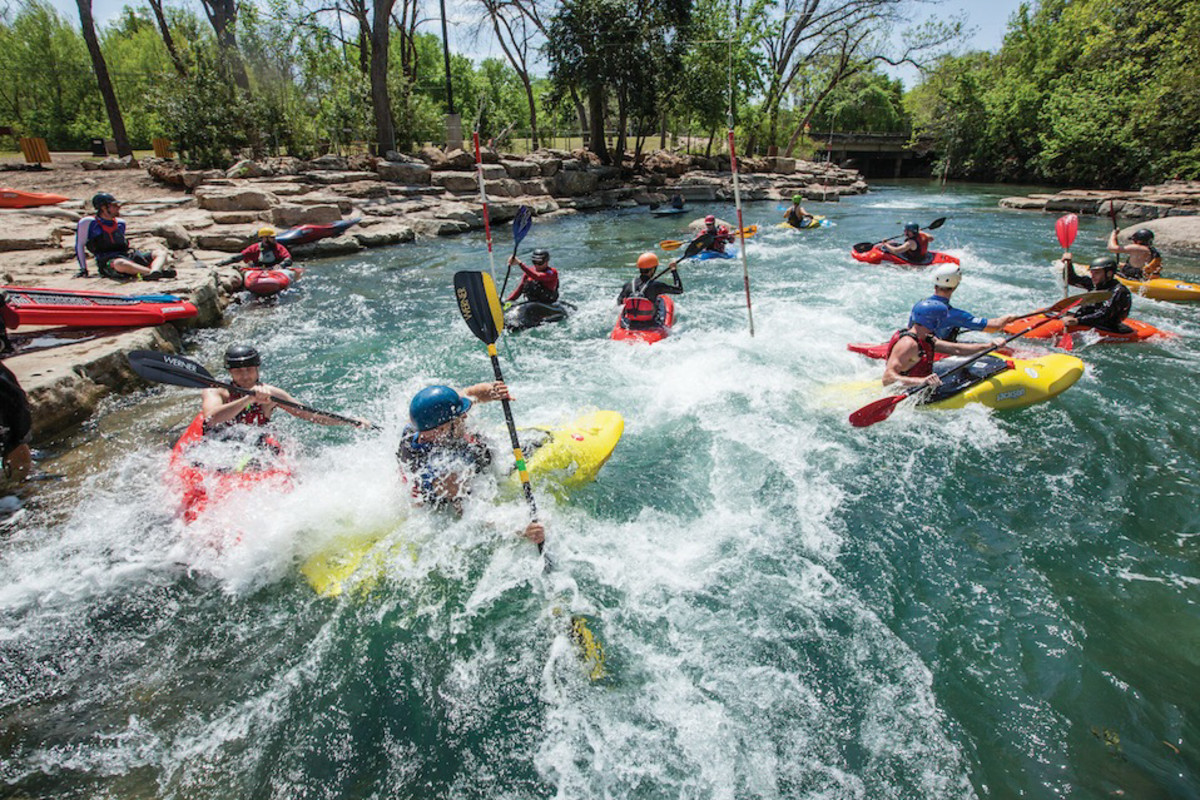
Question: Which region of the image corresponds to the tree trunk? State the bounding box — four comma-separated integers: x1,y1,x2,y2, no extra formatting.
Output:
201,0,250,91
522,75,539,150
75,0,132,157
369,0,397,154
613,87,627,166
570,88,588,147
147,0,187,77
587,85,608,163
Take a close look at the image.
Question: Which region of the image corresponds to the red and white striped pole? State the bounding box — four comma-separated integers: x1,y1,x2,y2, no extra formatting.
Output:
473,129,497,282
727,116,755,336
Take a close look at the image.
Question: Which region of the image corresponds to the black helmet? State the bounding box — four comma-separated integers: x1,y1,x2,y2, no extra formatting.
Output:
904,221,920,233
1089,255,1119,272
531,248,550,265
91,192,118,210
224,343,260,369
1131,228,1154,244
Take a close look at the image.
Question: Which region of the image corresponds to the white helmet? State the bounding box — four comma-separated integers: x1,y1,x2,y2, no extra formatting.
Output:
933,264,961,289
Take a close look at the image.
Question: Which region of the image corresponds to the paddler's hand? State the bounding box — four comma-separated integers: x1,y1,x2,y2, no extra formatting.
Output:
250,384,276,407
1061,315,1078,327
920,373,942,388
522,521,545,546
507,255,517,266
3,443,31,483
991,337,1006,347
668,259,678,271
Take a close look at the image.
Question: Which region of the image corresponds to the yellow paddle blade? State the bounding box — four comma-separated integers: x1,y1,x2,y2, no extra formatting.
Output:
659,239,683,251
453,270,505,344
570,614,607,681
738,225,758,238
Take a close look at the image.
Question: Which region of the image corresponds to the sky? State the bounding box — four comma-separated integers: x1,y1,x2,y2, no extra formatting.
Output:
49,0,1028,91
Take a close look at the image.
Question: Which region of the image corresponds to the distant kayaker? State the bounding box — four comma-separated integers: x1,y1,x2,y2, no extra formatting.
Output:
505,248,559,305
397,383,544,545
669,194,685,210
616,252,682,330
1061,254,1133,333
697,215,736,253
884,299,1003,388
201,344,368,433
75,192,175,281
921,264,1019,342
218,227,293,269
881,222,932,265
1108,229,1161,281
0,360,32,483
783,194,813,229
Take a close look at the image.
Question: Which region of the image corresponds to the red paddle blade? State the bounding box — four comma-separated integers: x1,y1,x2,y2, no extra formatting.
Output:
1058,330,1074,351
849,393,906,428
1055,214,1078,249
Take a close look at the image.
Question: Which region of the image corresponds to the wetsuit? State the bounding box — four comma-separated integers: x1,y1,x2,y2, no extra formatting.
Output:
885,329,935,378
396,425,493,508
1066,264,1133,333
236,242,293,268
0,362,31,463
917,295,988,342
505,262,559,304
75,216,153,279
617,272,683,329
784,207,813,229
1119,246,1162,281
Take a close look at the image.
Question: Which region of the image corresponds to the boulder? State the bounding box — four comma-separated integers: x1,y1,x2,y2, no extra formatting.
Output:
416,146,448,167
520,179,551,196
1121,217,1200,255
538,159,561,177
307,170,378,185
289,235,363,258
1119,201,1172,219
432,172,479,193
146,160,185,187
407,218,472,237
270,203,342,227
211,211,263,225
143,222,192,249
308,154,349,171
549,170,598,197
501,160,540,179
483,178,522,198
329,181,391,199
182,170,223,190
225,159,268,179
643,152,691,177
353,222,415,247
0,222,54,251
377,161,432,184
439,148,477,170
1044,196,1101,214
766,156,796,174
195,186,278,212
194,232,249,251
479,164,507,181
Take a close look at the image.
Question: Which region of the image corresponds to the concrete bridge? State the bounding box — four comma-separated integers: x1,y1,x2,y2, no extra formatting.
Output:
807,131,937,179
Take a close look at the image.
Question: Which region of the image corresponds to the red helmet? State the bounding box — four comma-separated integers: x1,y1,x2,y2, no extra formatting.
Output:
704,215,716,224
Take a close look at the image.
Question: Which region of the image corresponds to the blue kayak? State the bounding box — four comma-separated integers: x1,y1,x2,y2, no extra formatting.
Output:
651,207,688,216
695,249,735,261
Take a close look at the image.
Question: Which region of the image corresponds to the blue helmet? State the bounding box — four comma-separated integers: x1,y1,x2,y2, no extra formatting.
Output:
909,298,949,332
409,385,471,431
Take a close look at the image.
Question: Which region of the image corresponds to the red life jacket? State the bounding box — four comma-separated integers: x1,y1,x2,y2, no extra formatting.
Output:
886,329,935,378
622,296,657,325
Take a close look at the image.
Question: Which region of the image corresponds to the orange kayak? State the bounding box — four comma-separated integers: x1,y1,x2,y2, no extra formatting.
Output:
1002,315,1171,342
0,188,69,208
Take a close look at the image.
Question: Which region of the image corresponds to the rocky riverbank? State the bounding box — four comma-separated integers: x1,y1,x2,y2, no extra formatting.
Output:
1,147,867,444
998,180,1200,254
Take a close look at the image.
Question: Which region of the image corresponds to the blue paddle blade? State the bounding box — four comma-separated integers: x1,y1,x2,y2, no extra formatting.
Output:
512,206,533,246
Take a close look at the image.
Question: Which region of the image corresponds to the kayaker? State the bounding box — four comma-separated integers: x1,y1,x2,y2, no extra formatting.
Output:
783,195,813,229
1061,254,1133,333
883,299,1002,388
397,383,544,545
75,192,175,281
218,227,293,269
921,264,1020,342
697,215,736,253
201,344,369,432
616,252,682,329
881,222,932,265
0,360,32,483
1108,228,1162,281
669,194,685,210
505,248,559,305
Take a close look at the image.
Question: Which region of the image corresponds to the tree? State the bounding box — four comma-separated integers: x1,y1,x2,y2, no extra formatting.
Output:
147,0,188,77
74,0,132,156
198,0,251,90
478,0,543,148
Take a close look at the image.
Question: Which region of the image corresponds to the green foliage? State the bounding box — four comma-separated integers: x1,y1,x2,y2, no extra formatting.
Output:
908,0,1200,187
807,69,907,133
156,50,254,167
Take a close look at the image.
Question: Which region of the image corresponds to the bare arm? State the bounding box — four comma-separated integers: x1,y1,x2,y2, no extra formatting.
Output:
882,339,939,388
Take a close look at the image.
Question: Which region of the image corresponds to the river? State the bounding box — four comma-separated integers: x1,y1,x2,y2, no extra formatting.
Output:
3,181,1199,798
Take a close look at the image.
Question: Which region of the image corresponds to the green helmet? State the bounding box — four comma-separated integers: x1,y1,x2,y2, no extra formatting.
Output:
792,194,803,205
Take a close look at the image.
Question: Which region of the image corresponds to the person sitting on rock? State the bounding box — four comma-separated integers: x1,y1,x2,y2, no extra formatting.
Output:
218,227,294,269
783,194,813,229
697,215,736,253
1108,228,1161,281
505,248,559,306
75,192,174,280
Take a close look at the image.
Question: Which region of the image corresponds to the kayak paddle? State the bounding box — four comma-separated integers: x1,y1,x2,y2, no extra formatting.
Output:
499,205,534,299
660,226,756,251
125,350,377,429
452,270,541,550
848,293,1107,428
1055,214,1078,250
852,217,947,254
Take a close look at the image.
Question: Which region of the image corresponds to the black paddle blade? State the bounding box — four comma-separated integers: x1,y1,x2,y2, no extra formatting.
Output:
127,350,219,390
852,241,877,253
927,217,947,230
454,271,504,345
683,231,716,260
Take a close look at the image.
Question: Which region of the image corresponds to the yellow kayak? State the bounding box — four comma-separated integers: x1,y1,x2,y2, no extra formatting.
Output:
1116,276,1200,302
776,216,831,230
300,410,624,597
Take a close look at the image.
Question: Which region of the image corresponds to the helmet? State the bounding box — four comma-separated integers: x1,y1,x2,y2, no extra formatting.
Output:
258,227,277,238
636,252,659,271
1089,255,1119,272
904,222,920,234
932,264,961,289
224,343,261,369
1131,228,1154,244
409,385,471,432
704,215,716,224
91,192,118,210
909,298,949,332
531,248,550,265
792,194,803,204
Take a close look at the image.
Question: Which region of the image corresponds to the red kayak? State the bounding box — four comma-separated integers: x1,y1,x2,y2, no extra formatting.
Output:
1,286,197,328
611,296,675,344
1001,315,1172,342
851,247,959,266
275,218,360,246
170,414,293,524
0,188,69,208
242,267,301,297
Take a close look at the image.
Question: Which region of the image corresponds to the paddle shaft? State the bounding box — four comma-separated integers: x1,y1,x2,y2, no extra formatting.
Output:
853,218,946,253
205,374,373,429
484,343,540,549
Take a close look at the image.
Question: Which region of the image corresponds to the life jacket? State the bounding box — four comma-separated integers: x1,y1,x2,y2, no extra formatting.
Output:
256,242,286,266
86,217,129,255
203,400,270,436
886,329,935,378
904,233,929,263
622,296,657,325
522,268,559,303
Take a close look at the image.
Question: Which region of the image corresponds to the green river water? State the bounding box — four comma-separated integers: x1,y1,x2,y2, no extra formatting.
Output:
3,181,1200,798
